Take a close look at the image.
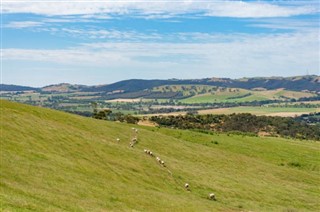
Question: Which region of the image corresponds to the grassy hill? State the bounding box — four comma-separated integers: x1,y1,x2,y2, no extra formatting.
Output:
41,83,88,93
0,84,38,92
1,100,319,211
179,88,315,104
82,75,320,93
151,85,316,103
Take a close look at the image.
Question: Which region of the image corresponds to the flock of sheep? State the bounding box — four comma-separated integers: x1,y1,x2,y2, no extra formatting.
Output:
144,149,166,167
116,127,217,201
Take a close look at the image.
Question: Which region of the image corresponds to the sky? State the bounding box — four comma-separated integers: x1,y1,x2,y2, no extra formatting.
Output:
1,0,320,87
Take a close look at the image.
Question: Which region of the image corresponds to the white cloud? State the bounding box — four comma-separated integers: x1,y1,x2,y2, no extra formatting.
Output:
4,21,43,28
2,48,131,66
247,18,320,31
203,1,318,18
58,28,163,40
3,31,319,77
2,0,318,18
28,26,248,42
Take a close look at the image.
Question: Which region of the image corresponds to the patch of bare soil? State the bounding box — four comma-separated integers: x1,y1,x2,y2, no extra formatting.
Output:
137,120,158,127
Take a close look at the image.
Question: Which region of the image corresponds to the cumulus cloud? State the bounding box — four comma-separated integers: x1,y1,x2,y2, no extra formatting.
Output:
2,0,318,18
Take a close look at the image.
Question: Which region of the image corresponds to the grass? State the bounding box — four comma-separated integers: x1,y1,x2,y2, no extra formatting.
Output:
267,101,320,106
180,88,251,103
1,100,320,211
180,88,316,104
148,106,319,117
274,90,315,99
198,106,320,116
152,84,218,96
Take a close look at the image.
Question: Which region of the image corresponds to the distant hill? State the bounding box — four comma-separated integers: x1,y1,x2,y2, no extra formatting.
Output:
2,75,319,105
41,83,88,93
1,100,319,211
0,84,38,92
83,79,176,93
3,75,319,94
82,75,320,93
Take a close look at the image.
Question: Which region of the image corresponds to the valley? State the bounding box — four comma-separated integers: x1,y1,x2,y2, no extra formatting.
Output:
1,76,319,117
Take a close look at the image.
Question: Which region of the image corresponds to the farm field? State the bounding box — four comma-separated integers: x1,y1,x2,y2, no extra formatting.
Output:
106,98,147,103
1,100,320,211
180,88,316,104
141,105,319,117
1,84,319,117
267,101,320,106
198,106,320,117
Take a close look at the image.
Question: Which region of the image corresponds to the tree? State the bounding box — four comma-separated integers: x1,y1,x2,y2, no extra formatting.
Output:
91,102,98,113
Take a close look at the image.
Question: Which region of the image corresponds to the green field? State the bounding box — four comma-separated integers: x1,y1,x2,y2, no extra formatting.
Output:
198,106,320,116
180,88,315,104
1,100,320,211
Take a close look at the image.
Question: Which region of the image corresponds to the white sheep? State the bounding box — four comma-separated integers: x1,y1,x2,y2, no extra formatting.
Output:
116,138,120,142
161,160,165,166
149,151,153,156
156,157,161,162
209,193,216,201
144,149,147,153
185,183,189,189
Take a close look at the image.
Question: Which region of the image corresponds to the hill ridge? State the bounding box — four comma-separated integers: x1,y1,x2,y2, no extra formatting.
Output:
1,75,319,92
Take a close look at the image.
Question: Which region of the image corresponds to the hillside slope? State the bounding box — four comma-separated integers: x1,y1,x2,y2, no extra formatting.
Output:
0,84,38,92
82,75,320,93
1,100,319,211
41,83,88,93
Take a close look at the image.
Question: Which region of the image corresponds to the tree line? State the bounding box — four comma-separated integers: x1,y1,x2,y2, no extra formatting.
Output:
150,113,320,141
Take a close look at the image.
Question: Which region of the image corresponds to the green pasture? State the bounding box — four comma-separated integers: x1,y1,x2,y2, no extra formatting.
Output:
1,100,319,211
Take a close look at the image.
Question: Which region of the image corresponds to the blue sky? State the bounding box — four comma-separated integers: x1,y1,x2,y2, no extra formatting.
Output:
1,0,319,87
